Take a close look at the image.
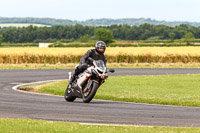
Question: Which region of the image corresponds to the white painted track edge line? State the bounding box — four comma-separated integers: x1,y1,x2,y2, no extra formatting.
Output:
12,79,67,97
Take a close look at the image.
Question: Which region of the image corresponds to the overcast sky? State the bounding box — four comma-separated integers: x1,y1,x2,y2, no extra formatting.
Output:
0,0,199,22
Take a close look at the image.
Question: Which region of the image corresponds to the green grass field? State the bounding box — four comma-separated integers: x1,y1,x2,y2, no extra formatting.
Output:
21,74,200,107
1,119,200,133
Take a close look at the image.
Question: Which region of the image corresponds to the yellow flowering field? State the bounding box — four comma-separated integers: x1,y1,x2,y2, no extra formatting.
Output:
0,47,200,64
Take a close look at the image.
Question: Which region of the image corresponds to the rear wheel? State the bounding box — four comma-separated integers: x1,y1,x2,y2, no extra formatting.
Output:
82,81,99,103
64,85,76,102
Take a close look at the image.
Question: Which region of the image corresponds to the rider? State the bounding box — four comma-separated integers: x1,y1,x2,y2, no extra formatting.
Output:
69,41,107,84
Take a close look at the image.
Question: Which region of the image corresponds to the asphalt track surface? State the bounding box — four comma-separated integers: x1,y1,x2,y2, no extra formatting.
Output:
1,68,200,127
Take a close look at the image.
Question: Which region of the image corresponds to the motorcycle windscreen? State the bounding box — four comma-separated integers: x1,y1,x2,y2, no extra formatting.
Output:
95,60,106,70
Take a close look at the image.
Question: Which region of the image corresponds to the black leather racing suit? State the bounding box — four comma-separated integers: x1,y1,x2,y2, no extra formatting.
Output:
74,49,107,76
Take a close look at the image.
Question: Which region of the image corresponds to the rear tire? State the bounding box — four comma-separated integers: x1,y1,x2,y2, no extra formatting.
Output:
64,85,76,102
83,81,99,103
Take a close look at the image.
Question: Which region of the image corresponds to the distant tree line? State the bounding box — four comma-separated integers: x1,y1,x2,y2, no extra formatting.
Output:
0,34,2,45
0,23,200,43
1,17,200,27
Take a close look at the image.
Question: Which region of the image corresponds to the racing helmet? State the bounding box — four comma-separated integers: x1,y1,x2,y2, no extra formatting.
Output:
95,41,106,54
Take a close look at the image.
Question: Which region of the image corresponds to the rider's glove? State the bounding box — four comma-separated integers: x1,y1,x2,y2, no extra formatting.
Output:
81,63,88,69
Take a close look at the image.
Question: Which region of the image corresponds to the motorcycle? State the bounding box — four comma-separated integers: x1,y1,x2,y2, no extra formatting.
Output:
64,57,115,103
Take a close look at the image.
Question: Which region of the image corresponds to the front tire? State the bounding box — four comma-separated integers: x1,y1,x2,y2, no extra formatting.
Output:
64,85,76,102
83,81,99,103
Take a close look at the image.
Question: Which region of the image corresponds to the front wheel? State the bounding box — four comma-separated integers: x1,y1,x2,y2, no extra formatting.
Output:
64,84,76,102
82,81,99,103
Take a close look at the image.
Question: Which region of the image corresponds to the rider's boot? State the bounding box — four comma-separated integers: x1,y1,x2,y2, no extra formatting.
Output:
68,65,82,84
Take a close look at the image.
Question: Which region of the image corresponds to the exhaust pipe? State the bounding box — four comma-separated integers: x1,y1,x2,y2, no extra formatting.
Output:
68,72,72,80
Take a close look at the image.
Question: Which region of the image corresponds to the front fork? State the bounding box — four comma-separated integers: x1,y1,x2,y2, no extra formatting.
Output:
83,77,92,93
83,78,100,94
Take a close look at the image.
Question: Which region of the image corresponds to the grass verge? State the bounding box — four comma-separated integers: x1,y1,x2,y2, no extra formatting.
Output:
21,74,200,107
1,63,200,69
0,119,200,133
